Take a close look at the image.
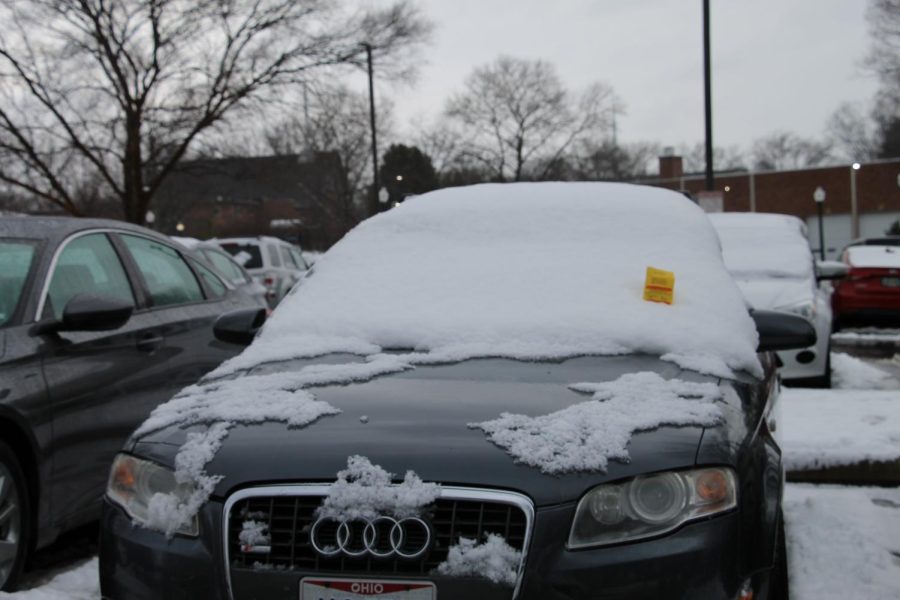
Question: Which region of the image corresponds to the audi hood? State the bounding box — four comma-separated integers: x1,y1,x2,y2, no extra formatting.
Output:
128,354,750,507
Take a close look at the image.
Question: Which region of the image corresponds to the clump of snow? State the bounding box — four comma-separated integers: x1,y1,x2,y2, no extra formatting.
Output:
785,484,900,600
239,520,271,549
316,456,440,521
709,212,813,280
471,372,723,474
831,352,898,390
235,183,761,377
145,423,229,537
660,352,735,378
845,245,900,269
435,534,522,586
781,388,900,471
0,557,98,599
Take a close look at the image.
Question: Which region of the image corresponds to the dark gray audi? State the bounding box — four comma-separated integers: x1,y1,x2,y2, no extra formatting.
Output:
99,183,810,600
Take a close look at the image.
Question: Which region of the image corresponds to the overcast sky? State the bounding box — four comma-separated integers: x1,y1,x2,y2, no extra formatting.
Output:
385,0,878,151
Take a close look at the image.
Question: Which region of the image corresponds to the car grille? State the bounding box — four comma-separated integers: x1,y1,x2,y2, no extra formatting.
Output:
226,489,529,576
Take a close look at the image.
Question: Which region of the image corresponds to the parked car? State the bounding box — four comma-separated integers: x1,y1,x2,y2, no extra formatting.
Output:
172,237,269,311
832,244,900,328
843,235,900,248
710,212,846,387
214,236,309,308
0,216,265,591
100,183,813,600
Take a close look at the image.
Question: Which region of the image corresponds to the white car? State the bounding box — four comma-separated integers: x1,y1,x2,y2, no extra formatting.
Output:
214,236,309,309
710,213,846,387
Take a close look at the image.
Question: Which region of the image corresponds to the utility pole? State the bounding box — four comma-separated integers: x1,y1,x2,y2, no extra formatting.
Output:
363,43,380,216
703,0,714,192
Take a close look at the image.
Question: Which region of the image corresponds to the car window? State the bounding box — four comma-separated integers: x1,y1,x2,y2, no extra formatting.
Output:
220,243,262,269
191,259,227,298
0,240,38,327
267,244,282,267
45,233,134,320
202,249,248,284
121,234,203,307
289,247,309,270
279,246,297,268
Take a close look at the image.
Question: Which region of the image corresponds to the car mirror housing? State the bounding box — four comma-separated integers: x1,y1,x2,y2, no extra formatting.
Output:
32,294,134,335
815,260,849,281
751,310,817,352
214,307,267,345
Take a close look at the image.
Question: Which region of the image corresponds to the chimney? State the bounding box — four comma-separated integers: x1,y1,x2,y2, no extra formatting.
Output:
658,148,683,181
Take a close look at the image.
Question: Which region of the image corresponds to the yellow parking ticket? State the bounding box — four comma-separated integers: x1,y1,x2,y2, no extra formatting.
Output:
643,267,675,305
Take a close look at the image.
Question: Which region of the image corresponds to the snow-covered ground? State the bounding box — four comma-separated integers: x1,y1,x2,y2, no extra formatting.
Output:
3,351,898,600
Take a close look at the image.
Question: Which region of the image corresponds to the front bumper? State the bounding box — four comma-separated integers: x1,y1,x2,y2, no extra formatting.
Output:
100,498,762,600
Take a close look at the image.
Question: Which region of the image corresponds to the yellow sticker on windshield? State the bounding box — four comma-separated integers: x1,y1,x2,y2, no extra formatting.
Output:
643,267,675,305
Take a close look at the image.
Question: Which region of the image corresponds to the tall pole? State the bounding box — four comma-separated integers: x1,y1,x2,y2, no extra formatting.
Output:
817,202,825,261
364,43,379,216
703,0,714,192
850,164,860,239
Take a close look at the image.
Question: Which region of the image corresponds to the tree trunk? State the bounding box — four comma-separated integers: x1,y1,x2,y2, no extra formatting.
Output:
122,112,146,225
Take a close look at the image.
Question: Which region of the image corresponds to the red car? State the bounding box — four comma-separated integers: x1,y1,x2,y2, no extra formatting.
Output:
833,245,900,328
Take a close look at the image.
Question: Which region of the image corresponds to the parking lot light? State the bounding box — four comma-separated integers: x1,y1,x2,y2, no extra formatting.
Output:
814,186,826,261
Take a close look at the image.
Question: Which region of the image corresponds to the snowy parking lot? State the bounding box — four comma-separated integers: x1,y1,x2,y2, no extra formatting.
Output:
3,345,899,600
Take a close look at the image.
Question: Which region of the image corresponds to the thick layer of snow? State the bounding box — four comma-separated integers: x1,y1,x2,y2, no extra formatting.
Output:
845,245,900,268
316,456,440,521
240,183,761,377
785,484,900,600
831,352,898,390
471,372,723,474
781,387,900,470
434,534,523,586
709,212,813,280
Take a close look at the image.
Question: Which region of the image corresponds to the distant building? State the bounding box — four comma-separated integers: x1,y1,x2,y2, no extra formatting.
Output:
648,154,900,260
154,151,352,250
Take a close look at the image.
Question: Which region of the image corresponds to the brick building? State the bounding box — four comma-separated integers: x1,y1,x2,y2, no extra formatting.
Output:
649,155,900,259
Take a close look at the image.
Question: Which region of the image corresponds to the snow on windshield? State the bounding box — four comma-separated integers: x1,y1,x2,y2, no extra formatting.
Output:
471,372,723,474
710,212,814,280
845,245,900,269
231,182,761,378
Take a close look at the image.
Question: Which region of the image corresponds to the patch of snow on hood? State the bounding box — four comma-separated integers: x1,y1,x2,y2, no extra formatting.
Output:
237,183,761,377
470,372,723,474
435,533,523,587
731,277,814,311
316,456,440,521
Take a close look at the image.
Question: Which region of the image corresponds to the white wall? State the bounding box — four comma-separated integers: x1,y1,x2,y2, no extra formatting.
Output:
805,212,900,260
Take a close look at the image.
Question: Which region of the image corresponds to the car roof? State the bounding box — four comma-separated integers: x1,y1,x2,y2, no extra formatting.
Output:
0,215,174,245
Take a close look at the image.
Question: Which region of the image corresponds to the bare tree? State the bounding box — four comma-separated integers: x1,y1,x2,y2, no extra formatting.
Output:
865,0,900,157
0,0,430,223
444,56,616,182
750,132,832,171
826,102,880,161
678,143,746,173
572,140,661,181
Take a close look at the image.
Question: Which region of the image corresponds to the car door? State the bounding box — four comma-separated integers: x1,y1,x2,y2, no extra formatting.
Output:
115,233,250,395
37,231,173,527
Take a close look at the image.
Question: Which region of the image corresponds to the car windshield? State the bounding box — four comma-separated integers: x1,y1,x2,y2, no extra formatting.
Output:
220,243,262,269
710,214,814,281
0,239,37,327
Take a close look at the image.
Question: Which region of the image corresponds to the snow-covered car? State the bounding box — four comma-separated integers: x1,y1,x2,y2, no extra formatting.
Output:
832,245,900,328
710,213,846,387
214,236,309,309
99,183,815,600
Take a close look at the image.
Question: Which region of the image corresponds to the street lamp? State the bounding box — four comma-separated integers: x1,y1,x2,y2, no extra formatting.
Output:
362,42,379,216
813,186,826,260
850,162,861,239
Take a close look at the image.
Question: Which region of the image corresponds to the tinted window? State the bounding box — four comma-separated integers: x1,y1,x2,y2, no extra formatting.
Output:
289,247,309,270
191,259,227,298
201,249,248,284
122,235,203,307
0,240,37,326
220,243,262,269
45,234,134,320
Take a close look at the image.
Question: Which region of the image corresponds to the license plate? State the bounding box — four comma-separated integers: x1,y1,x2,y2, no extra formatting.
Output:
300,577,436,600
882,277,900,288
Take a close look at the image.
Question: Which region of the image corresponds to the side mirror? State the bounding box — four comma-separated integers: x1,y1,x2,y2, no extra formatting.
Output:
214,307,267,345
752,310,817,351
34,294,134,334
816,260,849,281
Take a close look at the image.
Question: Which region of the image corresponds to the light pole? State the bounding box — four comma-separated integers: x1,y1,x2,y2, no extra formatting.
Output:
813,186,826,260
703,0,714,192
850,162,861,239
362,42,379,216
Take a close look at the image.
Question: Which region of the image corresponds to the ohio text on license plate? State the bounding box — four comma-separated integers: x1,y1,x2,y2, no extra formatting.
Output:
300,577,436,600
882,277,900,288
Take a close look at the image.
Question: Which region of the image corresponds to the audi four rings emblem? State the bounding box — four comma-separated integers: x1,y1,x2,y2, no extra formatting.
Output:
310,516,432,559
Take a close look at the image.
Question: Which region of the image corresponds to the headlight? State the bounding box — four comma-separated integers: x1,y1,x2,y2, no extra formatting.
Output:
106,453,199,537
568,467,737,549
779,300,816,320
